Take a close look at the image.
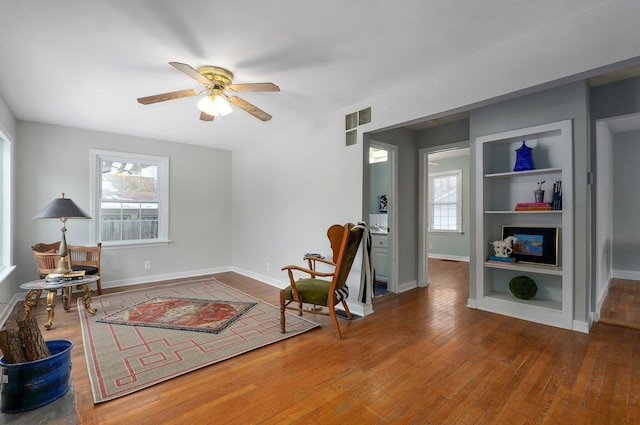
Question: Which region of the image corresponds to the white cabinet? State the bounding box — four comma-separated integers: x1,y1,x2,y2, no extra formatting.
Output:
372,233,388,283
474,120,573,329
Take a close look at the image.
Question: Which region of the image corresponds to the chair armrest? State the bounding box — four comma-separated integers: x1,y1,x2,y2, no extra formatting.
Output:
303,256,336,267
281,264,334,278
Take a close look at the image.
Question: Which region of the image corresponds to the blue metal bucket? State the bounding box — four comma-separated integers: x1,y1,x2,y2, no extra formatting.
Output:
0,339,74,413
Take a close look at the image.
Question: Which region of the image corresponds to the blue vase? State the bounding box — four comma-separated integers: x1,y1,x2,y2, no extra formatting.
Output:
0,339,73,413
514,141,535,171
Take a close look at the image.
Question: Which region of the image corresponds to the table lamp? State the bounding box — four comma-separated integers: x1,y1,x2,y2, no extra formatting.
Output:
33,193,91,274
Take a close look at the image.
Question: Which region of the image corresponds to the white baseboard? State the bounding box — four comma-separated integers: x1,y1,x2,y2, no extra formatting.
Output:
428,253,470,262
612,269,640,281
100,266,232,290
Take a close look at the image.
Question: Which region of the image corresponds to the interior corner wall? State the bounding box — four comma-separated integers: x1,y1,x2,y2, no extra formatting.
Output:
14,121,232,287
367,128,418,287
612,130,640,277
469,80,590,323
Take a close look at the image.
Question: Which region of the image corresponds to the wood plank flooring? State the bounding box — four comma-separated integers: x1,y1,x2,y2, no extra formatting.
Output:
599,278,640,330
3,260,640,424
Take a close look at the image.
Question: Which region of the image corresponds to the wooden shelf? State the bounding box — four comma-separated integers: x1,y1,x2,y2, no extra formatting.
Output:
485,291,562,312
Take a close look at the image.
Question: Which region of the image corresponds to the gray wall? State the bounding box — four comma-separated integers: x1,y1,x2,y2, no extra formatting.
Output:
368,128,418,287
417,120,471,259
425,153,471,258
14,121,233,287
612,130,640,272
469,81,590,322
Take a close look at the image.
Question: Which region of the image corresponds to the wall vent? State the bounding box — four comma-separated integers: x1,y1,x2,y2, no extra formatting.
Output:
345,130,357,146
345,112,358,130
358,107,371,125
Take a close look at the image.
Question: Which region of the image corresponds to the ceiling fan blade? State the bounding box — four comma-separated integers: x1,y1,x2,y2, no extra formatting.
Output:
227,96,273,121
137,89,201,105
200,111,214,121
228,82,280,92
169,61,212,86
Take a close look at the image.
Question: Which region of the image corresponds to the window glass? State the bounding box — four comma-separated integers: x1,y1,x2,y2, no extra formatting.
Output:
91,150,168,245
429,170,462,232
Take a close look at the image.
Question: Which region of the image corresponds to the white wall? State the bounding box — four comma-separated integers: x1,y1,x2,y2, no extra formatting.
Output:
14,121,233,288
595,121,614,313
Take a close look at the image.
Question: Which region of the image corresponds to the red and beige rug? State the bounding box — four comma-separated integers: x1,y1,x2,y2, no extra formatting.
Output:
78,278,319,403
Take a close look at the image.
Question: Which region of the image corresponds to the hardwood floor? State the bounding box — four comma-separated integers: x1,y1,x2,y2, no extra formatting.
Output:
3,260,640,424
599,278,640,330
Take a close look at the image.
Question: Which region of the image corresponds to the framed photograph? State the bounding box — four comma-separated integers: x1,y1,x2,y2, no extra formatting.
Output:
501,225,559,266
379,194,388,213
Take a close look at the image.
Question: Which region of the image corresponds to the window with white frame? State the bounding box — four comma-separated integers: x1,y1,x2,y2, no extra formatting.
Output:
0,131,12,275
91,150,169,246
428,169,462,233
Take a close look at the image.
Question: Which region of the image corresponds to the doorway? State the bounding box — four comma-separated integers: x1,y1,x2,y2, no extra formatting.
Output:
368,141,398,295
419,142,471,287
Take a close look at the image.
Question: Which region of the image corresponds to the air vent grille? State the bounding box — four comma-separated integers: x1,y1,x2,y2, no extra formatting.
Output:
358,107,371,125
346,130,357,146
345,112,358,130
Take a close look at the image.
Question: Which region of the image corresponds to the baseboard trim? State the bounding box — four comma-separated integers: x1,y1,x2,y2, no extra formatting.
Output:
611,269,640,280
428,254,470,262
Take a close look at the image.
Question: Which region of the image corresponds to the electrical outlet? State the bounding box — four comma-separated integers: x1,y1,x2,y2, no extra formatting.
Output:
266,262,270,271
144,261,151,270
428,244,433,250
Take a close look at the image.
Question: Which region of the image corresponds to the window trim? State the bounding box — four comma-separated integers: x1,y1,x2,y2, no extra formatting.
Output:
428,169,462,234
0,130,12,274
90,149,170,247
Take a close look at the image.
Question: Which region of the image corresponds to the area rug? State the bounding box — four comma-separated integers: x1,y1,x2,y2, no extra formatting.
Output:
78,278,319,403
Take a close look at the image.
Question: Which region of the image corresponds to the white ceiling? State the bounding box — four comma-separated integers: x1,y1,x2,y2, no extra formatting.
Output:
1,1,640,150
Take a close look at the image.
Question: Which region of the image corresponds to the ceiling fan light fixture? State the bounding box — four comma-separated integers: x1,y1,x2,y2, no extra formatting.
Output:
197,94,233,117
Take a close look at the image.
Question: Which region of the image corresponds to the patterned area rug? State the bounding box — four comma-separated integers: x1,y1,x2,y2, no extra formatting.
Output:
97,297,257,334
78,278,319,403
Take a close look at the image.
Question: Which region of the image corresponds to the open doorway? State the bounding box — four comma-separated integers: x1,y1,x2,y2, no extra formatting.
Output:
368,141,398,296
419,143,470,287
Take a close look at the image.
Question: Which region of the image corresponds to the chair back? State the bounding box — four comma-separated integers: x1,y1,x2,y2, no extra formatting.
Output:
68,243,101,270
327,224,345,263
331,223,364,292
31,242,68,278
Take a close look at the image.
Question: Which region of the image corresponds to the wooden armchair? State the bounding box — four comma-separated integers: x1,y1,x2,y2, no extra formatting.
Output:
280,223,364,339
305,224,346,271
68,243,102,294
31,242,103,295
31,241,68,278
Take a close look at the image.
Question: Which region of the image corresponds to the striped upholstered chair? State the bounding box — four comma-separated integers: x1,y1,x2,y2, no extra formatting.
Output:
280,223,364,339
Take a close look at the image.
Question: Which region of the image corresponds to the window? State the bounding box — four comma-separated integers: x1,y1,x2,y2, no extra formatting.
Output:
0,130,13,278
428,169,462,233
91,150,169,246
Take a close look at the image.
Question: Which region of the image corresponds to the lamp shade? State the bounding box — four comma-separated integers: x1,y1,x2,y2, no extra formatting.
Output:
33,194,91,220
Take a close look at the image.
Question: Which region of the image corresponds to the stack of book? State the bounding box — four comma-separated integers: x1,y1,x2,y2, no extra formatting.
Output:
551,181,562,210
487,255,516,265
514,202,552,211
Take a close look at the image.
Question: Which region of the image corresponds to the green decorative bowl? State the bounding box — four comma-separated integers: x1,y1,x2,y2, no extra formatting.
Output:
509,276,537,300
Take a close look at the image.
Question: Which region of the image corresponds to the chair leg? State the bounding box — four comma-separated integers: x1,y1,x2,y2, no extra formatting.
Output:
328,303,342,339
341,300,352,319
279,290,286,334
96,278,102,295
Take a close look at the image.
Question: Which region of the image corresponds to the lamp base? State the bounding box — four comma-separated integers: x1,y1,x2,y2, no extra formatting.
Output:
54,258,72,275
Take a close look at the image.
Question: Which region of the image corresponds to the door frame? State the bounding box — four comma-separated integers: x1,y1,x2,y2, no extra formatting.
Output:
369,139,398,293
418,141,470,287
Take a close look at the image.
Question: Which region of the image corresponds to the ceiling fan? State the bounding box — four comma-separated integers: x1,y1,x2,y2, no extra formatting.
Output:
137,62,280,122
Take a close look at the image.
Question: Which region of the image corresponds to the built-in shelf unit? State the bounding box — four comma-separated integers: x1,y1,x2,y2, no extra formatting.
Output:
474,120,573,329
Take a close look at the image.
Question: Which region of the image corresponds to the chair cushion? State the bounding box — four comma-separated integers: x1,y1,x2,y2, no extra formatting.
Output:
283,278,348,306
72,266,98,275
